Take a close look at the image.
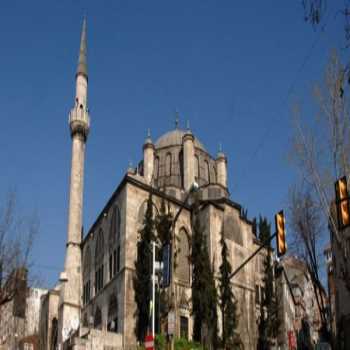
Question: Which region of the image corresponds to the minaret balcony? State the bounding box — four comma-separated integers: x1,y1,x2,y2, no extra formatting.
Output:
69,105,90,139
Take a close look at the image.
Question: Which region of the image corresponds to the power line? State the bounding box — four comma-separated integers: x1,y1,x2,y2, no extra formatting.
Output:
233,9,333,192
33,264,61,271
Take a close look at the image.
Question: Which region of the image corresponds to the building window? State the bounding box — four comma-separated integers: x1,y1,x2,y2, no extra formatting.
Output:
177,229,190,284
154,157,160,179
95,229,105,293
255,285,260,304
165,153,172,176
180,316,189,339
51,318,58,349
117,245,120,272
194,155,200,181
203,160,210,183
211,165,216,183
95,265,104,293
94,307,102,329
109,206,120,243
107,294,118,333
179,151,184,187
83,246,91,304
109,254,113,280
83,280,91,305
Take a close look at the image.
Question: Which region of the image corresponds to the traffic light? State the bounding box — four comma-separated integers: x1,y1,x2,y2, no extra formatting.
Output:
275,210,287,257
335,176,350,229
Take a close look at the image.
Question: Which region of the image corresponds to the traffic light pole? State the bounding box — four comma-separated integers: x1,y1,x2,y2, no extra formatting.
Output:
229,232,277,280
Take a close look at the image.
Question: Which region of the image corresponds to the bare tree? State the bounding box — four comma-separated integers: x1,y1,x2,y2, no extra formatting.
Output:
291,49,350,286
302,0,350,48
289,50,350,345
0,191,39,307
288,185,328,336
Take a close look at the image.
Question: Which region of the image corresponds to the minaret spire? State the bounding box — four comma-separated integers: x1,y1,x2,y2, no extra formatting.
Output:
59,17,90,345
76,17,88,80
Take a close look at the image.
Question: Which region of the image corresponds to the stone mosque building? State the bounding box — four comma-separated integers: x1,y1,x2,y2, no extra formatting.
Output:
39,20,267,350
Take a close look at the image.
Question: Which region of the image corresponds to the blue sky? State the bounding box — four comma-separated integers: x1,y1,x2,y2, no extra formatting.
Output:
0,1,346,287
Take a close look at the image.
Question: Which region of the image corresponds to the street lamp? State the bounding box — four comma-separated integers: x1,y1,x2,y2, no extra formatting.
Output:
168,181,199,350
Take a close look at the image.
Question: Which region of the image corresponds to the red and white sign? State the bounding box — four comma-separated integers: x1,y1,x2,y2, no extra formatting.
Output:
145,334,154,350
288,330,296,349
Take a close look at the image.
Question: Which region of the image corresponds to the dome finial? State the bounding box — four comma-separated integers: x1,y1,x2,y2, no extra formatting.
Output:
186,119,190,130
175,110,179,129
219,142,222,152
147,128,151,138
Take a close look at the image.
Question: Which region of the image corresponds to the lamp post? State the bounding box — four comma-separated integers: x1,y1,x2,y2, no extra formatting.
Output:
152,241,156,338
168,182,199,350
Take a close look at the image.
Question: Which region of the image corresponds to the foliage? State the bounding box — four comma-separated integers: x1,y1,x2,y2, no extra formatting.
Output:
257,216,280,349
154,335,203,350
241,207,248,220
134,193,155,341
252,217,257,237
190,196,218,348
258,216,271,244
155,334,166,350
175,337,203,350
218,230,239,349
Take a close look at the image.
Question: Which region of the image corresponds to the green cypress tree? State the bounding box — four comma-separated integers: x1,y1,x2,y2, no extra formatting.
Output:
257,216,280,350
155,197,173,246
134,193,155,341
191,197,218,348
219,231,239,349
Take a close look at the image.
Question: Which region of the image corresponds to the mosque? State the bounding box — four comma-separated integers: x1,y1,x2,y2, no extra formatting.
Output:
39,19,266,350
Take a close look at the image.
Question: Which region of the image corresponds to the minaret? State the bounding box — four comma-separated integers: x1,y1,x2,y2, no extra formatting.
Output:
183,122,195,191
216,144,227,188
143,129,155,184
58,18,90,344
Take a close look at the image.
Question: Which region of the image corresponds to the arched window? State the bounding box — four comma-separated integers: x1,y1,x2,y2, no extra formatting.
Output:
95,229,104,266
177,228,190,284
211,165,217,184
165,153,172,176
194,155,200,181
51,318,58,349
83,246,91,276
203,160,210,183
179,151,184,187
109,206,121,281
83,247,91,304
107,294,118,332
154,157,160,179
95,230,105,293
109,206,120,244
94,307,102,329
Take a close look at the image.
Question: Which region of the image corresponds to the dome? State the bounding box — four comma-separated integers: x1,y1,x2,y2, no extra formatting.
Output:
155,129,206,151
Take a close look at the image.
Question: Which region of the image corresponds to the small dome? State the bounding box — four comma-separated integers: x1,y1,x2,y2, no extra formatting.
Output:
155,129,206,151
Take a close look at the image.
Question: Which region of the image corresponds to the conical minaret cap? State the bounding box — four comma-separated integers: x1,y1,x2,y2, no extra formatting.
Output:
76,18,88,79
